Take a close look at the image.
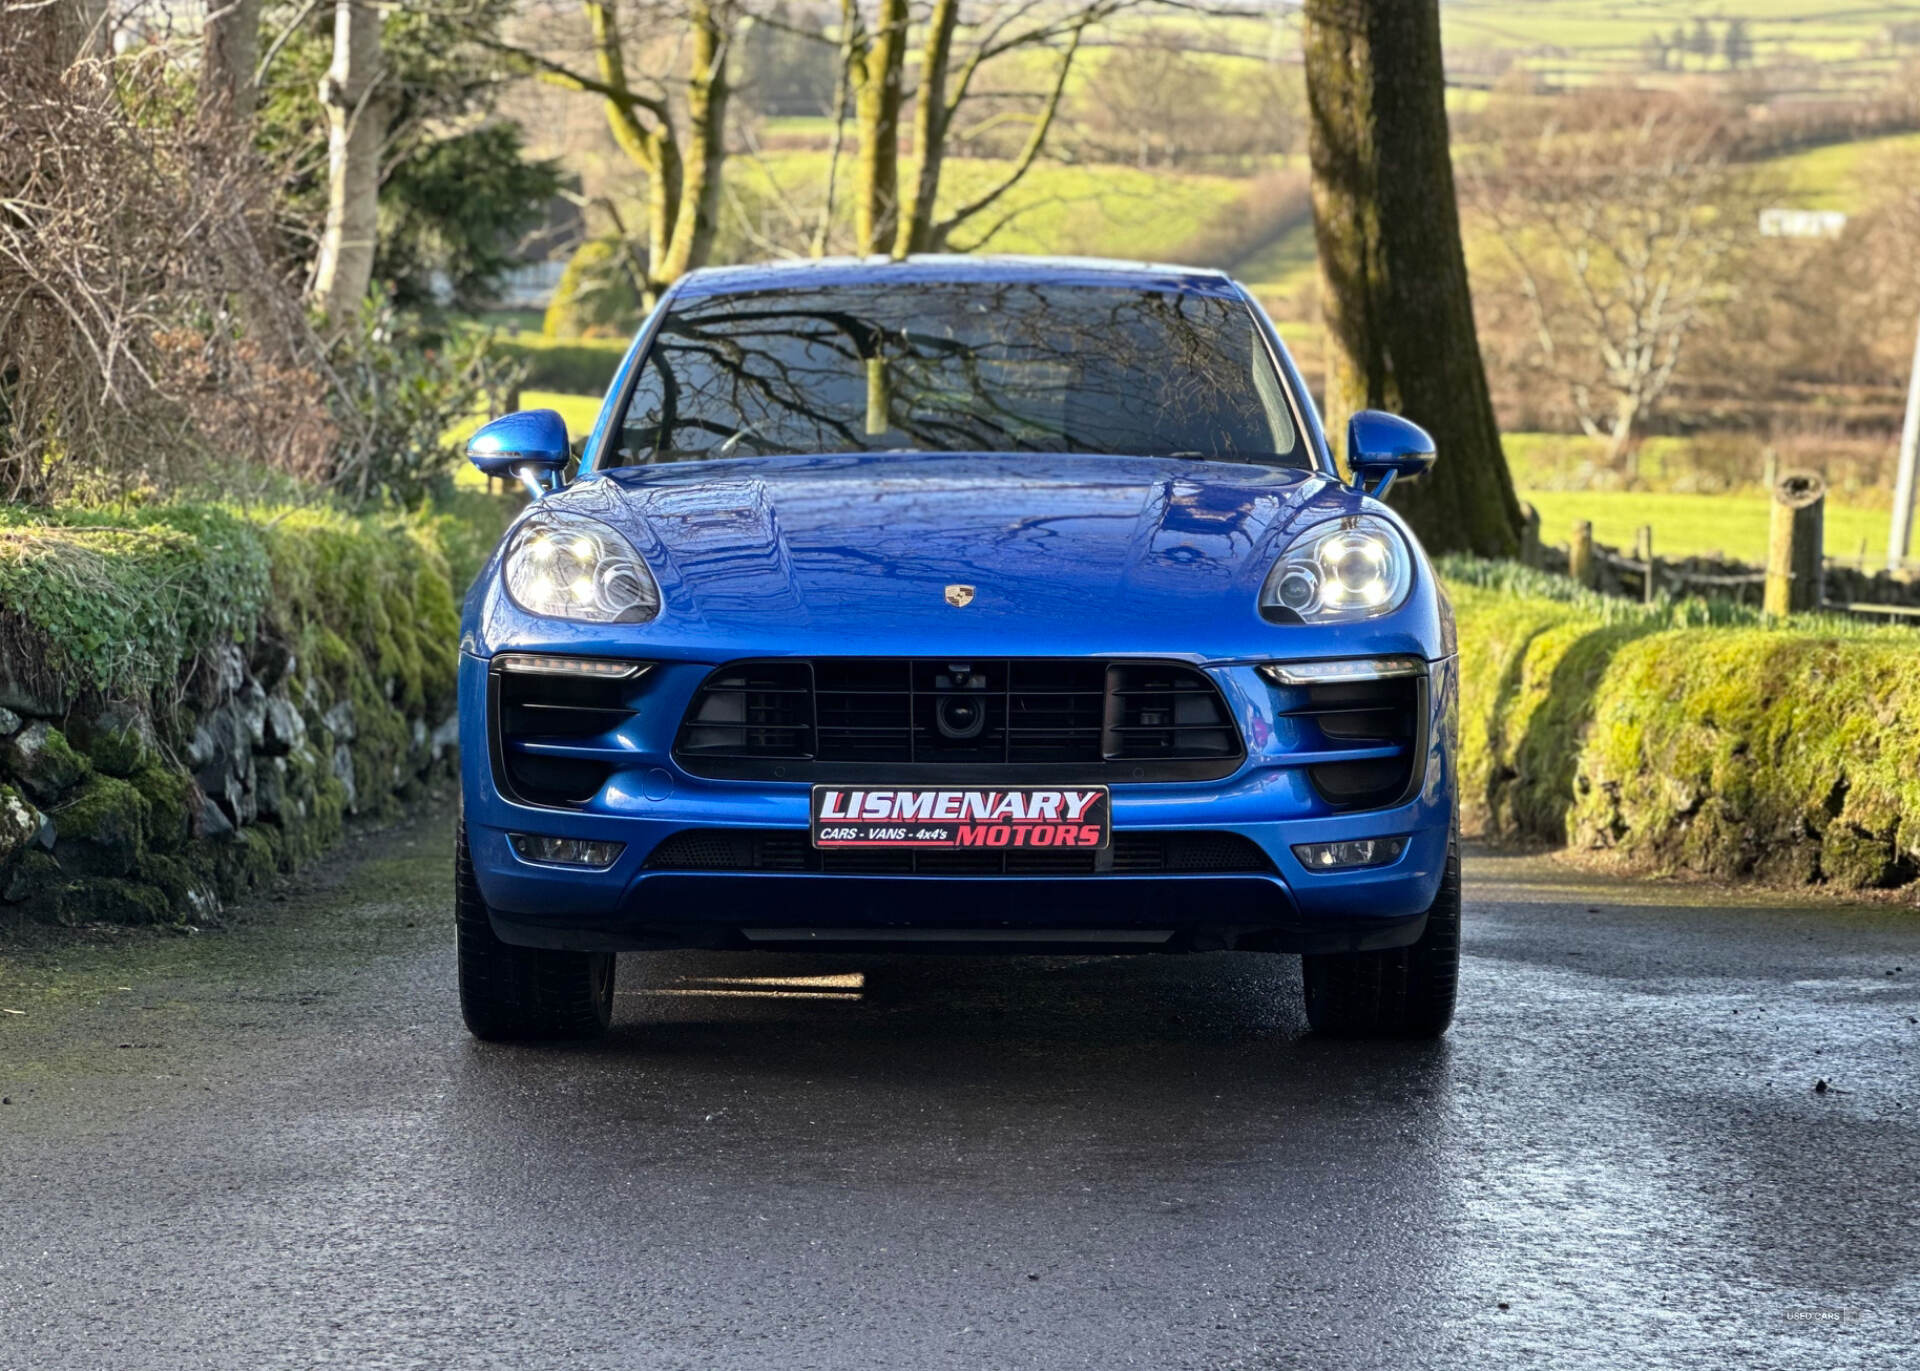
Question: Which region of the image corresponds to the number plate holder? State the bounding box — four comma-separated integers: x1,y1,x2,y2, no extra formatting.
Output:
810,785,1111,851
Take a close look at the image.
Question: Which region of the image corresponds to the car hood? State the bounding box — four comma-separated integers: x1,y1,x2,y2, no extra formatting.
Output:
477,452,1430,659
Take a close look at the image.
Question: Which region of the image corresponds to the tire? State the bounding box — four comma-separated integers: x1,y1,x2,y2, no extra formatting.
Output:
456,821,615,1042
1300,838,1460,1039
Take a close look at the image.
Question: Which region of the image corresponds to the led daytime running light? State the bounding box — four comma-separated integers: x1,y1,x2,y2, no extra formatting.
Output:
495,655,650,679
1260,657,1425,687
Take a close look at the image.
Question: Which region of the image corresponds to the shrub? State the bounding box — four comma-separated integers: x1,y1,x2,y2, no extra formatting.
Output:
255,504,462,722
0,497,477,725
0,504,273,704
325,304,524,509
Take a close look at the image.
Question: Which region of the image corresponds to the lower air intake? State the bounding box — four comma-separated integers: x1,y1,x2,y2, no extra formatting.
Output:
643,828,1274,876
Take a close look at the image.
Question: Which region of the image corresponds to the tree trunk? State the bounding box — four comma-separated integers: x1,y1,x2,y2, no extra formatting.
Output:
1304,0,1522,557
312,0,389,323
895,0,958,258
201,0,262,123
17,0,110,69
853,0,907,255
656,0,730,286
1604,391,1640,478
580,1,676,302
645,135,682,301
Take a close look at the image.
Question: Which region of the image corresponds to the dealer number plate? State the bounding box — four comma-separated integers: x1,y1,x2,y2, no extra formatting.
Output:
810,785,1111,851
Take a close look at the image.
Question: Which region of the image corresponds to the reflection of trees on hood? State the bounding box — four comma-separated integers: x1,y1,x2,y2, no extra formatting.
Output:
618,283,1300,463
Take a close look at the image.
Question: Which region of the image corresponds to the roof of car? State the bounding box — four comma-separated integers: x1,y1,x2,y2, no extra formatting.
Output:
670,254,1242,299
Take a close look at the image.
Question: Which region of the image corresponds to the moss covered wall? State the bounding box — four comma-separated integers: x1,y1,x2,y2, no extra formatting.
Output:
6,515,1913,925
1450,566,1920,892
0,500,496,927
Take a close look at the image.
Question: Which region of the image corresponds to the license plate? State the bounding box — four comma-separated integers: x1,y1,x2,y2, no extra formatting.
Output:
810,785,1111,850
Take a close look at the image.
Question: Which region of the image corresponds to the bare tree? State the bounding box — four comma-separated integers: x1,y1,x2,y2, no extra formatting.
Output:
1077,32,1302,169
1468,92,1757,471
1079,31,1206,168
893,0,1118,257
810,0,860,256
312,0,390,322
834,1,1135,258
490,0,740,304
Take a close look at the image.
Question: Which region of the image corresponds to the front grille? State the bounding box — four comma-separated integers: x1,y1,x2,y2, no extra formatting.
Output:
643,828,1274,876
675,658,1242,783
1270,674,1424,811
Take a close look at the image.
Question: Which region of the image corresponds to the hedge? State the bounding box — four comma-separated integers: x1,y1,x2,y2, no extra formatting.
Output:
1445,559,1920,891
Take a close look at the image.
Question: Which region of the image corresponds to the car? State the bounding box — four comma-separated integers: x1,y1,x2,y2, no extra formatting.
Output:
456,256,1459,1043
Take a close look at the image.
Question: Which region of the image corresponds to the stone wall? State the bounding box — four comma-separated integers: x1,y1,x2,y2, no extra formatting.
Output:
1449,572,1920,894
0,502,478,927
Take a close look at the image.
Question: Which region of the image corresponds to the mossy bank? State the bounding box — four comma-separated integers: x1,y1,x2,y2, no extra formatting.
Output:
1447,560,1920,893
0,497,511,927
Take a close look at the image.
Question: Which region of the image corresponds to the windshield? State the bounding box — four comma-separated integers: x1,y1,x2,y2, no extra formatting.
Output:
606,281,1303,467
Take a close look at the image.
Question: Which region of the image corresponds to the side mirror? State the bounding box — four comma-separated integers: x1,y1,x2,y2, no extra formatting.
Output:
467,409,571,495
1346,410,1435,498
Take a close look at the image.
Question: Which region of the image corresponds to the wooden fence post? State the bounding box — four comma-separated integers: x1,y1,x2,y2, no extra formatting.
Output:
1519,501,1540,567
1569,519,1596,589
1634,524,1657,604
1764,472,1826,616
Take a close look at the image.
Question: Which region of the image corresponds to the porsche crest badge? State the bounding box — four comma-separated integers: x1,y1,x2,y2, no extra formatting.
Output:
944,584,976,608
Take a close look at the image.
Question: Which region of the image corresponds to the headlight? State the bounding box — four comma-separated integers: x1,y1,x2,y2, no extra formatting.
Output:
1260,514,1412,623
502,513,660,623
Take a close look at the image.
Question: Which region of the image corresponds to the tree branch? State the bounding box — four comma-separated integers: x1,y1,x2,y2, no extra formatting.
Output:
933,21,1086,243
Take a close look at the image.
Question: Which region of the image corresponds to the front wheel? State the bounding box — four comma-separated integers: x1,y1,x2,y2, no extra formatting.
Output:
1300,839,1460,1038
456,822,615,1042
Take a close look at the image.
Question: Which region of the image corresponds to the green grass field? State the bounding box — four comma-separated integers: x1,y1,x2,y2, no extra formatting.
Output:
1768,129,1920,210
1233,221,1319,297
1521,488,1892,565
1441,0,1914,86
731,151,1262,264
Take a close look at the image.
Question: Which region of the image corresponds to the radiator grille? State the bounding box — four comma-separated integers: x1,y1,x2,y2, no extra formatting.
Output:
674,658,1242,782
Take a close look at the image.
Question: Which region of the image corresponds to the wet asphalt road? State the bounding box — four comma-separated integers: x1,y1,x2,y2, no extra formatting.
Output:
1,808,1916,1370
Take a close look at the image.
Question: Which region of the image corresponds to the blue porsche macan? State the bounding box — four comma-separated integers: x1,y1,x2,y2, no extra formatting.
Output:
456,257,1460,1042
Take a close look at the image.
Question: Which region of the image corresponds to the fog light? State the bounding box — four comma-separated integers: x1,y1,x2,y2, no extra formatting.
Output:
509,833,626,868
1291,837,1407,871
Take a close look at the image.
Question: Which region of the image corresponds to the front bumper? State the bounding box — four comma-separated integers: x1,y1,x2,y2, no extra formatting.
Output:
459,651,1459,956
